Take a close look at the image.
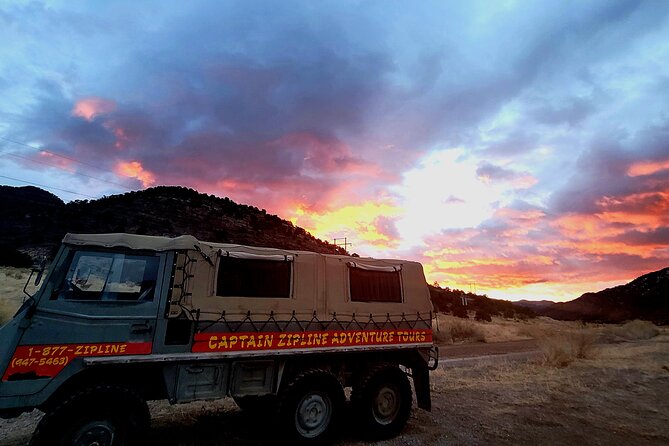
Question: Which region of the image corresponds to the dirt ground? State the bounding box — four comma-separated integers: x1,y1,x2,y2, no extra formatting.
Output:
1,334,668,446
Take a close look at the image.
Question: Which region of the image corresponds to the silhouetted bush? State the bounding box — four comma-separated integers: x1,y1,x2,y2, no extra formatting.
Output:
475,309,492,322
452,305,469,319
0,247,33,268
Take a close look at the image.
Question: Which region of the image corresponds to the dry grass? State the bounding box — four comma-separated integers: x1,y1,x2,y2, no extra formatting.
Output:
434,313,533,344
0,267,31,324
536,329,598,367
0,299,18,324
425,335,669,445
604,320,660,341
434,315,486,343
435,313,596,345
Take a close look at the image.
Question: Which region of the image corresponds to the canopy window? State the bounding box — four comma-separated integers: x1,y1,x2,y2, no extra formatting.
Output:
216,252,293,298
348,262,403,303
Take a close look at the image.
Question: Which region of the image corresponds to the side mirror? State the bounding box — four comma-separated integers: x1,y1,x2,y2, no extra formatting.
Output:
33,257,47,286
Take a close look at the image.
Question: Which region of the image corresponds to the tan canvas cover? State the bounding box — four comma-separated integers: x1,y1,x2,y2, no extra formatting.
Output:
63,233,433,323
63,233,199,251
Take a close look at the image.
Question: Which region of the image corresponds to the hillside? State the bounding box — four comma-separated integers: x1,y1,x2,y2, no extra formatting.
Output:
429,285,535,320
0,185,347,263
541,268,669,324
514,268,669,324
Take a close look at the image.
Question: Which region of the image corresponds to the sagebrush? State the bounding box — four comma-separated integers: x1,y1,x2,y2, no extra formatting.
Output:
537,329,598,367
434,318,485,344
612,320,659,340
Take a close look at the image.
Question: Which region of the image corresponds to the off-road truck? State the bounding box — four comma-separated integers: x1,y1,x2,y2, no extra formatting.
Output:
0,233,438,445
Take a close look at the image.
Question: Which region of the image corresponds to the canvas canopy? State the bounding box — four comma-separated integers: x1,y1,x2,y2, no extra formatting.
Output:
62,233,434,323
63,233,200,252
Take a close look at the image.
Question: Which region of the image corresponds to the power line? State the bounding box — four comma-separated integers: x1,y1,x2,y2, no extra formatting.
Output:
3,151,133,190
0,135,146,192
0,136,120,176
0,174,99,199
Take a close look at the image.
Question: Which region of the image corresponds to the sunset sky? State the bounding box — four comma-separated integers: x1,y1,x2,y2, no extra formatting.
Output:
1,1,669,302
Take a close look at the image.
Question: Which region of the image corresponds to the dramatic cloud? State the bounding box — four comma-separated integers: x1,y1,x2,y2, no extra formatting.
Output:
2,0,669,301
628,158,669,177
476,162,537,188
115,161,156,188
72,97,117,122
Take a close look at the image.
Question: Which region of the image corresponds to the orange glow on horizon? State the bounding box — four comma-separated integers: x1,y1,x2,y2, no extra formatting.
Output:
289,200,402,249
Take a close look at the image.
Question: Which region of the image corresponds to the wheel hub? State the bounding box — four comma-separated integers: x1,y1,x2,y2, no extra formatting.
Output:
71,420,116,446
295,393,331,438
373,385,401,425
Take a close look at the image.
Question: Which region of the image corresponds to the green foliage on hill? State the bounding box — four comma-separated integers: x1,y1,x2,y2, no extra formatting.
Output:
0,185,347,266
429,284,535,320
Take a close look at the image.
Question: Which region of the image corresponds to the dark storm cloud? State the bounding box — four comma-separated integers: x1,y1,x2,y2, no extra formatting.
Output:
482,132,539,157
9,0,669,199
549,120,669,215
476,162,521,182
530,96,596,127
8,5,399,207
606,227,669,246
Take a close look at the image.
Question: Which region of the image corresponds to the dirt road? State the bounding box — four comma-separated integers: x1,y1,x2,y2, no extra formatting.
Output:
440,339,538,358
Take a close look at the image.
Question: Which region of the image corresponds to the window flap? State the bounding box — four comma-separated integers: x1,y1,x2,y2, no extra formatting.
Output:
219,250,294,262
347,261,401,273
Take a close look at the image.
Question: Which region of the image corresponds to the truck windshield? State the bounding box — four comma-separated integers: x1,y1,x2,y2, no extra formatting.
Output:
52,251,159,301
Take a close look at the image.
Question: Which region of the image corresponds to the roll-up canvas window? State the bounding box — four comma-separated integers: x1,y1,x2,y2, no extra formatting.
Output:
216,251,293,298
348,262,402,303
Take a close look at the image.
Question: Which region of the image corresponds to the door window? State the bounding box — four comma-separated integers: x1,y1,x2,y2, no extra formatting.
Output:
54,251,159,301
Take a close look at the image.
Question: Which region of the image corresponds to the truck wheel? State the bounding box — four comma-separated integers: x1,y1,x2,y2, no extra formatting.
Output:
278,370,345,443
233,394,276,413
352,365,412,440
30,384,150,446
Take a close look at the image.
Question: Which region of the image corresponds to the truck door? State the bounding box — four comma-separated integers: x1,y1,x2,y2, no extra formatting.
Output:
2,248,165,383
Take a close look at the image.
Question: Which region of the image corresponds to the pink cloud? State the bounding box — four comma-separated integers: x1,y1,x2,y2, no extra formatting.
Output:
72,97,117,121
627,158,669,177
115,161,156,188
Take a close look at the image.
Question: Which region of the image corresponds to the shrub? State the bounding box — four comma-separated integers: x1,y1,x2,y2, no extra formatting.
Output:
452,305,469,319
432,327,452,344
0,248,33,268
537,329,598,367
449,319,486,343
432,317,486,344
502,309,515,319
612,320,660,341
475,309,492,322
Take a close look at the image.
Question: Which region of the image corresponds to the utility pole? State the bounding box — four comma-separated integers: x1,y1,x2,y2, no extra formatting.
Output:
333,237,352,251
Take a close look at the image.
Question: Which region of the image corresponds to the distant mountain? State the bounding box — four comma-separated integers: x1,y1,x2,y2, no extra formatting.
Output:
528,268,669,324
514,300,559,310
0,185,346,264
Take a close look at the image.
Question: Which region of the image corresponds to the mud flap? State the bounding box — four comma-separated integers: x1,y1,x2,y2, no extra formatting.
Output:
412,364,431,411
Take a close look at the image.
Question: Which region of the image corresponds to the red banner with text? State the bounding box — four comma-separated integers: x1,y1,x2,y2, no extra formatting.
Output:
192,329,432,353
